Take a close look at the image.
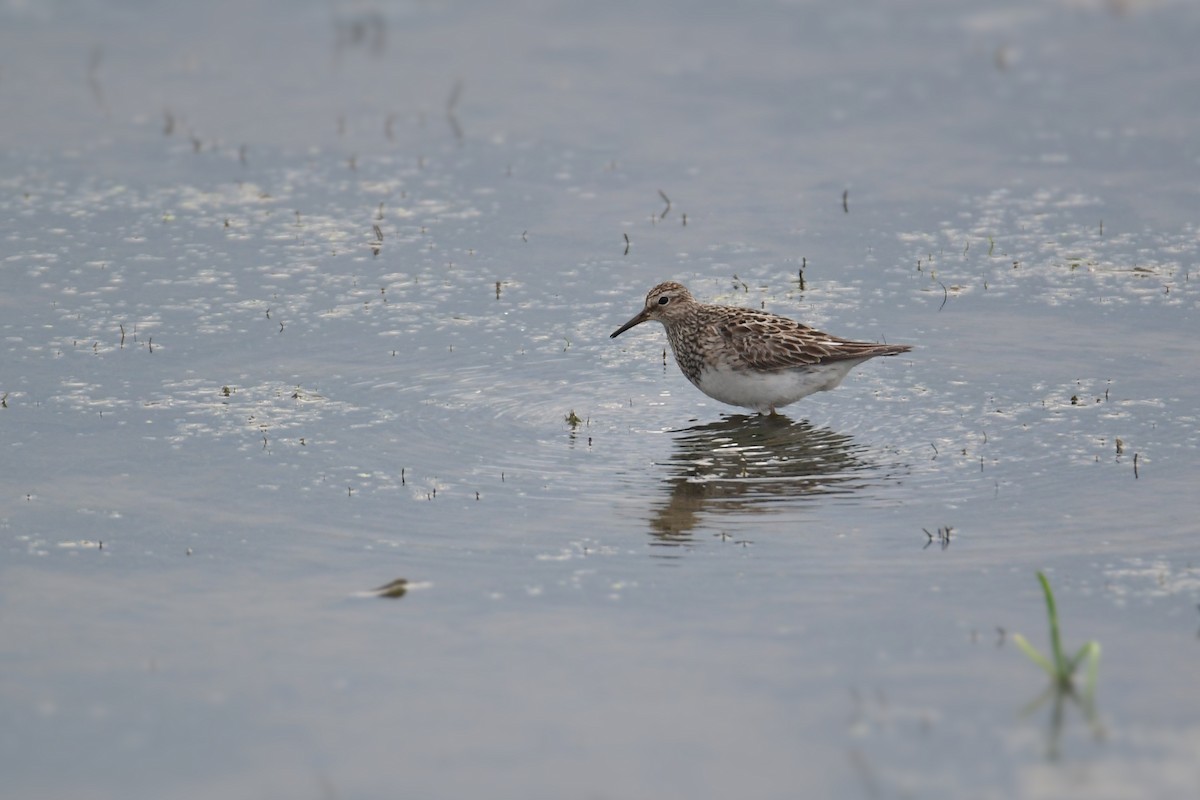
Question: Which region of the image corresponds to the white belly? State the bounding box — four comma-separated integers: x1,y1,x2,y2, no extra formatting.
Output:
691,361,866,413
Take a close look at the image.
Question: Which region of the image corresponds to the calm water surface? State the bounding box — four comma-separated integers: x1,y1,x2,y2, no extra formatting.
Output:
2,1,1198,798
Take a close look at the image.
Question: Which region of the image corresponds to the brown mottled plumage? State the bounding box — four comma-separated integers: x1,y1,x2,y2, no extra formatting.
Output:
610,281,911,414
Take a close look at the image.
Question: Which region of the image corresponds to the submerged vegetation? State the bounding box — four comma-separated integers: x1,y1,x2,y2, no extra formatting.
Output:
1013,571,1101,694
1013,571,1103,759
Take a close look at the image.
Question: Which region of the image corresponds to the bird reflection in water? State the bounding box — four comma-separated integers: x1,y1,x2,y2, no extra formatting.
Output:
648,414,889,546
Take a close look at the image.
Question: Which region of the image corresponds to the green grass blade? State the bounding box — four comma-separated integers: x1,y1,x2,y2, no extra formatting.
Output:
1012,633,1056,678
1035,571,1068,678
1067,641,1093,673
1082,641,1101,701
1018,683,1055,718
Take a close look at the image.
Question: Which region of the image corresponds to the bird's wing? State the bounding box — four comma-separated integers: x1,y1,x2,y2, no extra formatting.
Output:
714,312,908,371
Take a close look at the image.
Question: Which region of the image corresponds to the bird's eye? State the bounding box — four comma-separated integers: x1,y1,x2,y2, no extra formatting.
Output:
658,296,670,305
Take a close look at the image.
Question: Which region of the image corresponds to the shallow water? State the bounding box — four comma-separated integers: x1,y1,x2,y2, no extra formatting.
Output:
2,1,1199,798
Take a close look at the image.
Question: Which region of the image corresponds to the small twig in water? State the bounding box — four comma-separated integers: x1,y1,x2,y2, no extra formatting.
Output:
88,46,107,112
446,80,463,140
922,526,953,550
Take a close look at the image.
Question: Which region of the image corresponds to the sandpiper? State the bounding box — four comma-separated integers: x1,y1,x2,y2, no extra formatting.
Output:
610,281,911,414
